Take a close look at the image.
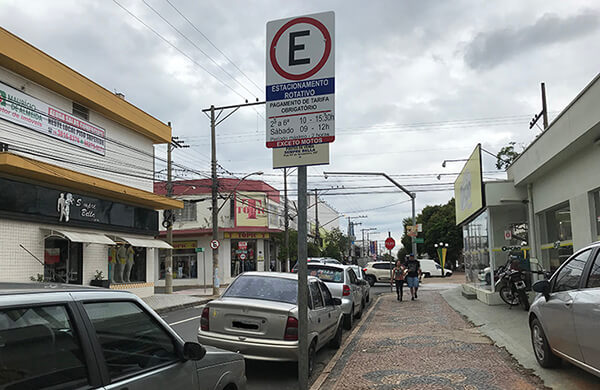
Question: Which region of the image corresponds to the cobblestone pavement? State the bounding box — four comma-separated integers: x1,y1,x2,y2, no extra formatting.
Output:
320,291,547,390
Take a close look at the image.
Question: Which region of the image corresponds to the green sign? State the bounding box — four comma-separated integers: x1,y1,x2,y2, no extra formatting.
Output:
415,238,424,244
195,247,204,253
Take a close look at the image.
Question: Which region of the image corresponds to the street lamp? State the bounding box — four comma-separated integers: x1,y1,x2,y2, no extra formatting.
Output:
441,159,468,168
324,171,417,256
434,242,449,277
211,171,263,296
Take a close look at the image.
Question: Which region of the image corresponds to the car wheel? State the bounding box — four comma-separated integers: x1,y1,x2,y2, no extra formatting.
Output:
366,275,376,287
423,272,431,278
445,272,452,277
329,321,343,349
531,317,560,368
343,307,354,330
308,341,317,377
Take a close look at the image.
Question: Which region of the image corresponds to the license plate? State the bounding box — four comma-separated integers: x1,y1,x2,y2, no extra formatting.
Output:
515,281,526,289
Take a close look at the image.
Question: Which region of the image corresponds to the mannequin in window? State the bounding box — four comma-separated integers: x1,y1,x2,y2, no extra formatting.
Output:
116,244,128,283
124,244,135,283
108,246,117,283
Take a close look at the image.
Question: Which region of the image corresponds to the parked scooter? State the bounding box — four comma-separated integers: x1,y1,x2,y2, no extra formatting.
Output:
495,259,530,311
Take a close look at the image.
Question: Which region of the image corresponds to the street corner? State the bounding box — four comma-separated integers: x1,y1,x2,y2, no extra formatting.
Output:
319,291,547,390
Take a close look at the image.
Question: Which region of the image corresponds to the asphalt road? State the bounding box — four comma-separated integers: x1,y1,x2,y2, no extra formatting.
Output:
160,280,460,390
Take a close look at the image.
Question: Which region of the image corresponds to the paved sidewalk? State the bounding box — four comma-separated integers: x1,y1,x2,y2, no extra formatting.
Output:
143,287,220,314
317,291,547,390
442,286,600,389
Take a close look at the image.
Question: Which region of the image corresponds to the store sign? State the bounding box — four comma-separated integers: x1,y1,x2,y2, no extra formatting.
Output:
454,144,484,225
238,241,248,250
0,81,106,155
173,241,197,250
236,192,268,227
0,177,157,234
224,232,270,239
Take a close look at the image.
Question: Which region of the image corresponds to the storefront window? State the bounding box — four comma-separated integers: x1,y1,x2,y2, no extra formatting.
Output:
158,249,198,280
462,211,491,290
109,244,146,284
44,238,83,284
231,239,257,277
539,202,574,272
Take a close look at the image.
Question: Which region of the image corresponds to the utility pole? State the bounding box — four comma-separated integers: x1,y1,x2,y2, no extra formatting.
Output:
283,168,289,272
202,100,265,296
541,82,548,129
314,189,320,246
164,127,188,294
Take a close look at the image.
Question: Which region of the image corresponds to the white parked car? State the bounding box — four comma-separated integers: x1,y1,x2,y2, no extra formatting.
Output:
419,259,453,278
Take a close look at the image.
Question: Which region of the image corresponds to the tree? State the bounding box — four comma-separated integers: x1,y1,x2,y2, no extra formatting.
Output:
496,142,520,170
320,228,349,261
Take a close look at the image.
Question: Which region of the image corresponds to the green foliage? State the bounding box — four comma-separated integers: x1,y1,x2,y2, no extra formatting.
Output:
496,142,520,170
29,273,46,282
320,228,349,260
398,198,463,266
273,227,350,264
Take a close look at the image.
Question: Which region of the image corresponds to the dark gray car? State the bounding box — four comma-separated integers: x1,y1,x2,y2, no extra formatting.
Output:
0,283,246,389
529,242,600,377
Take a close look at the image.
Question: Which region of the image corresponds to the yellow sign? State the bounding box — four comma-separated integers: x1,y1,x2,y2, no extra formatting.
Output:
224,232,270,239
406,225,418,237
273,143,329,169
173,241,197,250
454,144,484,225
236,192,269,227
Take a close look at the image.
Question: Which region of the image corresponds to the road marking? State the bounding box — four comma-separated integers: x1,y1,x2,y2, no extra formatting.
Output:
310,294,383,390
169,315,203,326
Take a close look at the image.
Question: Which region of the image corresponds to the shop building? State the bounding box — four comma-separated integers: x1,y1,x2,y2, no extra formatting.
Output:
458,73,600,304
0,28,181,297
154,179,284,288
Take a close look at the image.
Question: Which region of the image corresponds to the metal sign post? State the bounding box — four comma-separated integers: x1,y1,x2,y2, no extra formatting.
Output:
266,12,335,388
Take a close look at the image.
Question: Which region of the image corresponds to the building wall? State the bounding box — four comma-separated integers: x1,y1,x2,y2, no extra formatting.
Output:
0,66,154,192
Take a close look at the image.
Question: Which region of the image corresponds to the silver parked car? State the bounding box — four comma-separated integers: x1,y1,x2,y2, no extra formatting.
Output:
306,264,364,330
197,272,344,375
0,283,246,390
347,265,371,303
529,242,600,377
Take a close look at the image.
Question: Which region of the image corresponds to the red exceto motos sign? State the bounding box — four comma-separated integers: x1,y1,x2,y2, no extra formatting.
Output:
0,81,106,155
270,136,334,148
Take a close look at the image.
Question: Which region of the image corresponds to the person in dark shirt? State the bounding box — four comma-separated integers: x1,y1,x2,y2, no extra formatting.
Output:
405,254,421,300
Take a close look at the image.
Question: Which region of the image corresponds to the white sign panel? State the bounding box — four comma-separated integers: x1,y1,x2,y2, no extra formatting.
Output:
0,81,106,155
272,142,329,168
266,11,335,149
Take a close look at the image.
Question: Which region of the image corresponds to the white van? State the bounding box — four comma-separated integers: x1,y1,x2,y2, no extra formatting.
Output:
418,259,453,278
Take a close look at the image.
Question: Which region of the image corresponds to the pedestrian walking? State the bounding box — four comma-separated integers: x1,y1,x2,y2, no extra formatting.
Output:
405,254,421,300
391,260,407,301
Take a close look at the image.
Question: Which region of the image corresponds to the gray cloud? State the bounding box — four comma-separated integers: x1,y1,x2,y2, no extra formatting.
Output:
464,10,600,70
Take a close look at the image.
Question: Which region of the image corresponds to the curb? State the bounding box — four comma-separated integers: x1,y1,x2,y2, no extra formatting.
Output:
152,297,214,315
310,293,386,390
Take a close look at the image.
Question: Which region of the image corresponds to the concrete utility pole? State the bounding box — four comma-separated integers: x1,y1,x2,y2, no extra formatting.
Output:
314,189,320,246
202,100,265,296
325,172,417,256
541,82,548,129
297,166,309,390
283,168,289,272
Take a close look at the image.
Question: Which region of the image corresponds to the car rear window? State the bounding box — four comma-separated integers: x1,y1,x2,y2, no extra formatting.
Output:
224,275,298,304
308,266,344,283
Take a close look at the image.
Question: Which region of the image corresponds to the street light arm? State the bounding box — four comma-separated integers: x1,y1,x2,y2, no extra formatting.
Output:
323,171,414,199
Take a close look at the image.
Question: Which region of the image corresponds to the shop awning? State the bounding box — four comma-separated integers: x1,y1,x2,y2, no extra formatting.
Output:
47,229,116,245
116,236,172,249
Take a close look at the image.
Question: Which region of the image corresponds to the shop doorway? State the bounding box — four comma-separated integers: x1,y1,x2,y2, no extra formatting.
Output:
231,239,256,276
44,237,83,284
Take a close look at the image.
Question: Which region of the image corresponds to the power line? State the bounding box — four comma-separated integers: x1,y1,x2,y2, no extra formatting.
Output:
112,0,247,100
140,0,259,99
163,0,263,93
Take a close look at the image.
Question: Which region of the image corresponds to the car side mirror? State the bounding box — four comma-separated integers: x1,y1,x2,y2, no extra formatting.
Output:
183,341,206,361
532,280,550,301
332,298,342,306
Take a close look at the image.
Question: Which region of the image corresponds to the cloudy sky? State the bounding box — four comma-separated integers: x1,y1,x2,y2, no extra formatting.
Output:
2,0,599,247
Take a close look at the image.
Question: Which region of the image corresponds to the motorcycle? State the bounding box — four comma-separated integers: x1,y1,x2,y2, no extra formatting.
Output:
495,262,530,311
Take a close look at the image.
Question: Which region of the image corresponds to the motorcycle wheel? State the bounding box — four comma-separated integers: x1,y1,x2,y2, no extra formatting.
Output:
499,286,520,306
519,290,530,311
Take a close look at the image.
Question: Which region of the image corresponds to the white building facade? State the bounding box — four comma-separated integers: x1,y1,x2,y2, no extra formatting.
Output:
0,28,180,297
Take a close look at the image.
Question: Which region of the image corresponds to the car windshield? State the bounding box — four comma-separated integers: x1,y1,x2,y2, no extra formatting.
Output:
223,275,298,304
307,266,344,283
